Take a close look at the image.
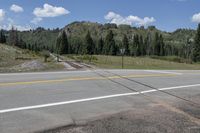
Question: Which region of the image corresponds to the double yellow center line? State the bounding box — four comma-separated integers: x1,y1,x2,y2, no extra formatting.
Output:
0,73,176,87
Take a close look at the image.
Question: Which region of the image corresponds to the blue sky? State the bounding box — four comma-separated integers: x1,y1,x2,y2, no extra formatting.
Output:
0,0,200,31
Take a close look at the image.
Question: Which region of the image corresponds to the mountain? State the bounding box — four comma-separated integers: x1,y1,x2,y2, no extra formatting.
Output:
9,21,196,55
63,21,195,47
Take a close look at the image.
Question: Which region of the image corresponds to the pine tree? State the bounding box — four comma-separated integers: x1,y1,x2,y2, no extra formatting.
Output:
139,35,145,56
97,37,104,54
144,33,152,56
9,26,19,46
123,35,130,55
10,27,19,46
56,31,68,55
85,31,94,55
104,30,116,55
18,37,26,49
134,34,140,56
0,30,6,43
193,23,200,62
159,34,165,56
154,32,160,56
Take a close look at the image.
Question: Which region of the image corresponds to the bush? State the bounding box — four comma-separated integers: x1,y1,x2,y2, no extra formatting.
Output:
41,50,50,62
77,55,98,61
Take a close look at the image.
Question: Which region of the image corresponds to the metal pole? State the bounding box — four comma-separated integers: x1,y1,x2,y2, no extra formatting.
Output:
120,48,125,69
122,54,124,69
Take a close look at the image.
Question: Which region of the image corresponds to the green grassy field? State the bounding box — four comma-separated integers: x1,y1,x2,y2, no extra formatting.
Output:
1,43,200,72
66,55,200,70
0,44,64,73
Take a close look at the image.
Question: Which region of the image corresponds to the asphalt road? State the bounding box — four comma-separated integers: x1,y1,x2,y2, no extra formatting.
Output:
0,69,200,133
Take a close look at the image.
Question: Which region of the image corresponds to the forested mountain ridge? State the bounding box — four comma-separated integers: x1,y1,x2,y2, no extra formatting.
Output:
64,21,196,43
0,21,197,59
18,27,60,52
62,21,196,57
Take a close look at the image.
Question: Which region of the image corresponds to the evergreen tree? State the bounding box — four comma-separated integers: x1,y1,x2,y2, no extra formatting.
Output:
18,37,26,49
0,30,6,43
85,31,94,55
153,33,165,56
134,34,140,56
123,34,130,55
144,33,152,56
139,35,145,56
97,37,104,54
159,34,165,56
129,35,136,56
56,31,68,55
154,32,160,56
193,23,200,62
9,26,18,46
104,30,117,55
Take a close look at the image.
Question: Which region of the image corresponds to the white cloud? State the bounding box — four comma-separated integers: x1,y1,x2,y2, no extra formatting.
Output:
0,9,5,22
33,3,69,18
0,24,31,31
11,24,31,31
31,17,43,25
31,3,69,25
105,12,155,26
192,12,200,23
10,4,24,13
0,17,31,31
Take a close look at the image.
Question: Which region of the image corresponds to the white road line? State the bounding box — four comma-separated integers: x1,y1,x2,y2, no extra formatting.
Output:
1,83,200,114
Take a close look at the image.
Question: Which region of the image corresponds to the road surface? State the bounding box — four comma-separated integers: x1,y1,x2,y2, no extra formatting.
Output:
0,69,200,133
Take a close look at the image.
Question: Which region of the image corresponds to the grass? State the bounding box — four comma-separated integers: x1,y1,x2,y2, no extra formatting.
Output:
150,56,192,64
65,55,200,70
0,44,37,67
1,43,199,71
0,43,65,73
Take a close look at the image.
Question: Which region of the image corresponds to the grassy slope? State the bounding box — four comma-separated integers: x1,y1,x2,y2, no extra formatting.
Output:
0,44,64,73
67,55,200,70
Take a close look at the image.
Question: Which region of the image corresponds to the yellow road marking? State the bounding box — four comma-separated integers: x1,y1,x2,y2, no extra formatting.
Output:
0,74,176,87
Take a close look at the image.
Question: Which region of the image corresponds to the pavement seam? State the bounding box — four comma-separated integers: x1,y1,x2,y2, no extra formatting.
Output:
0,73,176,87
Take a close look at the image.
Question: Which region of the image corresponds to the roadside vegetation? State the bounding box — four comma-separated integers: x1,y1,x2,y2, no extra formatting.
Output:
64,55,200,70
0,22,200,71
0,43,64,73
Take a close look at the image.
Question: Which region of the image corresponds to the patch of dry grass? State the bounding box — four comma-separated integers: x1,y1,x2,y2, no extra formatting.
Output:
67,55,200,70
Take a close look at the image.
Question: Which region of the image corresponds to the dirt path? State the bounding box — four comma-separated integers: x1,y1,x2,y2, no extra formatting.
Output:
50,54,93,70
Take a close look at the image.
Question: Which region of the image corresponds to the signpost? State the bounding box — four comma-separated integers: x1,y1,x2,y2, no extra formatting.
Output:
120,48,125,69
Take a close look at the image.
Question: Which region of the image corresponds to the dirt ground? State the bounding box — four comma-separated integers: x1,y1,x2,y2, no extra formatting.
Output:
39,101,200,133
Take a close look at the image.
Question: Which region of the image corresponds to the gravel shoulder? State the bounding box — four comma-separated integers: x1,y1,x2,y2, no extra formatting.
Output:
39,102,200,133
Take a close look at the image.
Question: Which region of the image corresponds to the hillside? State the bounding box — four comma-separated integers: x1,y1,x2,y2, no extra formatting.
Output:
0,43,64,73
16,21,196,55
64,21,196,46
18,27,60,52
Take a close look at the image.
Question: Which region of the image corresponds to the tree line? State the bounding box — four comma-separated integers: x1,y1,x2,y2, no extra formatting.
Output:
56,30,170,57
1,24,200,62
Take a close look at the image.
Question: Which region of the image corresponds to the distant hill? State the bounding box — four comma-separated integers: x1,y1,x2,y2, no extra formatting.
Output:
17,21,196,48
61,21,196,56
63,21,196,45
13,21,196,55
